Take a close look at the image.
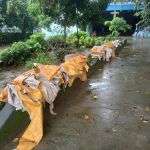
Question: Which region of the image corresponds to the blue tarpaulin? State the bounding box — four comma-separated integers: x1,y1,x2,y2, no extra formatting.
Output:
106,2,136,12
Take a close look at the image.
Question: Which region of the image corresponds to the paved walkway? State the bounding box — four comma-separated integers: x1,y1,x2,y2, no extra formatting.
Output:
3,38,150,150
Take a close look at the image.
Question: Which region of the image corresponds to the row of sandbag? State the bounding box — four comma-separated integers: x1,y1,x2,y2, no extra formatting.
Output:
0,39,122,150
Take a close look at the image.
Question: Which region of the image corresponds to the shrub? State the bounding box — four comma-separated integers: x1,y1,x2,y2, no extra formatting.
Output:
0,32,47,66
94,37,104,46
47,35,68,50
0,42,31,65
26,32,47,52
66,31,89,47
105,17,131,36
25,52,58,68
83,37,95,48
0,32,31,45
54,48,76,62
66,31,106,48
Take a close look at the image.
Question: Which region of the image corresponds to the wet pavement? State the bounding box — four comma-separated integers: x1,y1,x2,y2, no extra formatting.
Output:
2,38,150,150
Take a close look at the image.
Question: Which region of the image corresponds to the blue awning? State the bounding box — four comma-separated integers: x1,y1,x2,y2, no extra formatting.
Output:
106,2,136,12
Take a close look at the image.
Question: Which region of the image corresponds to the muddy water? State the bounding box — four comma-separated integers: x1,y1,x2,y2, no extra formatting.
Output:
2,38,150,150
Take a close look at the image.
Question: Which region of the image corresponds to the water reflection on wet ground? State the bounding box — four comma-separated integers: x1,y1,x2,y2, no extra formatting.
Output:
2,38,150,150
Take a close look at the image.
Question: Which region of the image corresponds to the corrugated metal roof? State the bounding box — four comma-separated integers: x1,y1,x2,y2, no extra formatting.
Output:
106,2,136,12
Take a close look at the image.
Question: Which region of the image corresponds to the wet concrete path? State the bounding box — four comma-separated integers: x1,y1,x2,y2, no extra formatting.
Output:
3,38,150,150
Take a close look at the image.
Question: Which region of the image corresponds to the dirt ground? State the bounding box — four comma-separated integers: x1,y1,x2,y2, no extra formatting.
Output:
2,38,150,150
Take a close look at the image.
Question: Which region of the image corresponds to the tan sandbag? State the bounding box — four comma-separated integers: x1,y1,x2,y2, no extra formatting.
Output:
91,46,106,60
13,70,35,86
64,53,89,73
14,64,68,150
13,65,60,85
91,41,118,61
0,82,43,150
104,40,122,58
104,41,116,49
0,87,8,102
64,53,85,62
0,58,87,150
0,65,58,150
16,89,43,150
104,42,116,58
35,64,61,80
61,54,89,86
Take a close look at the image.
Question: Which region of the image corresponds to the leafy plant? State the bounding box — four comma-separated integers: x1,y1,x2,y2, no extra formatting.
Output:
26,32,47,51
94,37,104,46
83,37,95,48
66,31,89,47
25,52,58,68
105,17,131,36
0,32,47,66
47,35,68,50
0,42,31,65
67,31,105,48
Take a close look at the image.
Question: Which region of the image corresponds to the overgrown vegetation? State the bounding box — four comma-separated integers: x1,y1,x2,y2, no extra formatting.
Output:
25,52,58,68
0,31,116,68
0,33,46,66
66,31,116,48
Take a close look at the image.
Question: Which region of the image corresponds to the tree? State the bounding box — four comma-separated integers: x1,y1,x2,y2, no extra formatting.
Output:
55,0,77,38
105,17,131,36
38,0,109,37
0,0,49,33
5,0,36,34
27,0,51,28
77,0,110,31
136,0,150,27
0,0,8,26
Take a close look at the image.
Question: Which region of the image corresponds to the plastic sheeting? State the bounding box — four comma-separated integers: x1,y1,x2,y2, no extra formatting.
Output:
14,65,65,150
7,84,25,110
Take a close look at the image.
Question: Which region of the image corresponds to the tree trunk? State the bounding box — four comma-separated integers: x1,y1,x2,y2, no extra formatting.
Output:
76,23,79,48
64,25,67,42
